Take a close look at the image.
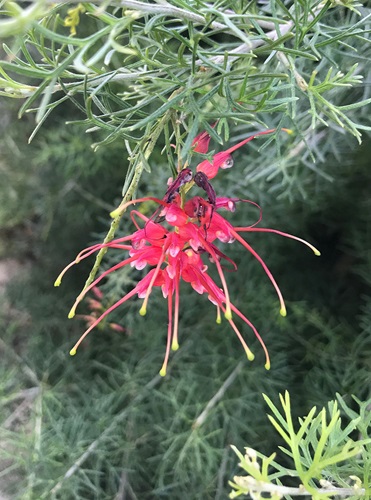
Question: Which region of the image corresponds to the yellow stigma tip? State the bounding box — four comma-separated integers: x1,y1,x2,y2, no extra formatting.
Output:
54,278,62,287
224,310,232,320
70,348,77,356
247,352,255,362
110,209,121,219
280,307,287,317
216,317,222,324
265,362,271,370
314,249,321,256
139,306,147,316
159,368,166,377
171,341,179,351
68,309,76,319
282,128,294,135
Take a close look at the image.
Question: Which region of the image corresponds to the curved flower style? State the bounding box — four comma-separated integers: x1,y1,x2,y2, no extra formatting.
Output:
56,134,320,376
196,128,292,179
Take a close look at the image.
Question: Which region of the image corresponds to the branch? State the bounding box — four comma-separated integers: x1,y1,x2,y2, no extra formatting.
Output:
192,361,243,429
207,1,323,88
50,0,227,30
79,89,182,291
206,19,293,65
50,372,163,495
49,337,191,495
232,476,366,498
6,70,163,99
0,336,39,385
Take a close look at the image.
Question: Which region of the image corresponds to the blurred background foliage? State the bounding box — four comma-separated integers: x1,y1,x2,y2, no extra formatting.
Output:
0,1,371,499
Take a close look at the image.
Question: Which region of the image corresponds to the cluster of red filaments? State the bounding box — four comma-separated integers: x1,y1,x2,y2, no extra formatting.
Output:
55,128,320,375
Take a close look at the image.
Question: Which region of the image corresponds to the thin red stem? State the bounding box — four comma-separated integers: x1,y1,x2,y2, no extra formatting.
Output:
172,265,180,351
68,254,140,318
201,238,233,319
139,250,166,315
160,289,173,376
230,303,270,369
222,310,255,362
224,129,277,155
234,227,320,255
111,196,168,218
70,288,138,355
230,228,287,317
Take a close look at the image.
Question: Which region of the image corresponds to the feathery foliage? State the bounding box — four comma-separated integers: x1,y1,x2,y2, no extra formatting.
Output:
0,1,371,499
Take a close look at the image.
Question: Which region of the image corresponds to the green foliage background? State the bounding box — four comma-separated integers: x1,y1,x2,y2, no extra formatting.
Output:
0,1,370,498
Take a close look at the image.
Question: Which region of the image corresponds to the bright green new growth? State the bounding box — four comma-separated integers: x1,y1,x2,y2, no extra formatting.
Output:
230,392,371,499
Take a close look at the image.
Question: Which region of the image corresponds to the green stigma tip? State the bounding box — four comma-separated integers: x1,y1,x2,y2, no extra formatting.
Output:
265,362,271,370
247,352,255,362
70,348,77,356
110,209,121,219
314,249,321,256
224,310,232,321
280,307,287,317
171,341,179,351
139,306,147,316
159,368,166,377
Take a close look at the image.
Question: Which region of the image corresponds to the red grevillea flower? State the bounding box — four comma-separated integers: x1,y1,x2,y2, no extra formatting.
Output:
191,122,217,153
196,128,292,179
56,149,320,375
192,129,212,154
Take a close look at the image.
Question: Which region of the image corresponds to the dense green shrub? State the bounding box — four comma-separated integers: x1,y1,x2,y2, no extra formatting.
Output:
0,1,370,498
